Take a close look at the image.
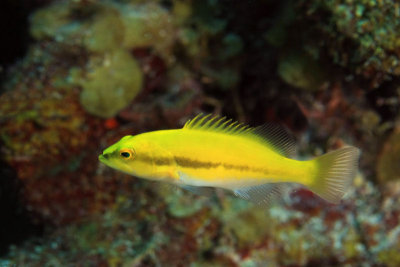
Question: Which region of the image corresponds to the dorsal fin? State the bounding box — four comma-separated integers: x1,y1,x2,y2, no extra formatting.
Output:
183,114,297,158
252,123,297,158
183,113,253,135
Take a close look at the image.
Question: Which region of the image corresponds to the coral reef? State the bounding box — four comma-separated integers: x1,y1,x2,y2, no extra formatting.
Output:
377,127,400,183
296,0,400,85
27,0,187,118
0,86,91,181
1,0,400,266
3,175,400,266
30,1,177,59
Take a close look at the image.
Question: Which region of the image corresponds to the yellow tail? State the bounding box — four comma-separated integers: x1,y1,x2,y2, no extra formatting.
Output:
309,146,360,204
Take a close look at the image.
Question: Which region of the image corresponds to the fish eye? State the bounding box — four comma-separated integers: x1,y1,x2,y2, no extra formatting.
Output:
121,152,131,158
119,148,134,159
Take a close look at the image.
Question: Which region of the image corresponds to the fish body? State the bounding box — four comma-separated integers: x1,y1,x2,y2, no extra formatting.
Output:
99,115,360,205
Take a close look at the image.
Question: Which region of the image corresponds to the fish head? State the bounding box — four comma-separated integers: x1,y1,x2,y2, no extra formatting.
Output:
99,134,155,178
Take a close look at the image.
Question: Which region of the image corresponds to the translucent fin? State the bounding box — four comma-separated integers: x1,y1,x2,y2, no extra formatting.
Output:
233,183,290,207
183,114,296,158
309,146,360,204
179,185,215,197
252,123,297,158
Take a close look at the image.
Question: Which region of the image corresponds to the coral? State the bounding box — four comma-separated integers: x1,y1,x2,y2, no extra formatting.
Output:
158,186,209,218
29,1,71,41
220,201,271,249
30,1,177,62
3,41,88,93
77,49,143,118
118,2,177,63
0,85,121,224
377,127,400,183
297,0,400,82
3,0,400,265
0,87,90,180
277,49,326,91
28,0,186,117
1,171,400,266
81,9,125,53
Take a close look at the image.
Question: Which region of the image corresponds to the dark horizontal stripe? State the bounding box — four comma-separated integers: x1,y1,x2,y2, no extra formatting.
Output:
136,154,267,175
175,157,267,175
136,155,171,166
223,163,250,172
175,157,220,169
154,157,171,165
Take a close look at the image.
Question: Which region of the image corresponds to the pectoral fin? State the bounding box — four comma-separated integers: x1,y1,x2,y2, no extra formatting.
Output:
176,171,215,197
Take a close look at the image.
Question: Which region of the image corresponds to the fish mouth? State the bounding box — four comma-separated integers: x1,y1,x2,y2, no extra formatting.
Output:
98,154,108,163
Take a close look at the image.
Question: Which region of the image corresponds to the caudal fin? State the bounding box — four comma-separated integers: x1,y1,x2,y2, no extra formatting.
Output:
309,146,360,204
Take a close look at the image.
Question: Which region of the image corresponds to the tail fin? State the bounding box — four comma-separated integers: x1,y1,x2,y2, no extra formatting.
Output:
309,146,360,204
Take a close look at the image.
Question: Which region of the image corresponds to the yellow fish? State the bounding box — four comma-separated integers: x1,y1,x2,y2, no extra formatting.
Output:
99,114,360,205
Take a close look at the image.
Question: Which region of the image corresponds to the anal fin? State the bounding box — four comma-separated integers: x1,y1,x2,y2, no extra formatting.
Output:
179,185,215,197
233,183,291,207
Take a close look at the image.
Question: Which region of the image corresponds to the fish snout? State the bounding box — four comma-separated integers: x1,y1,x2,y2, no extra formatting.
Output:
99,153,110,162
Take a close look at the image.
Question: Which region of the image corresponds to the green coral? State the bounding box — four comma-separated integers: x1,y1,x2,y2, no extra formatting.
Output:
30,1,177,61
77,49,143,118
82,9,124,53
118,3,176,63
29,0,183,117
